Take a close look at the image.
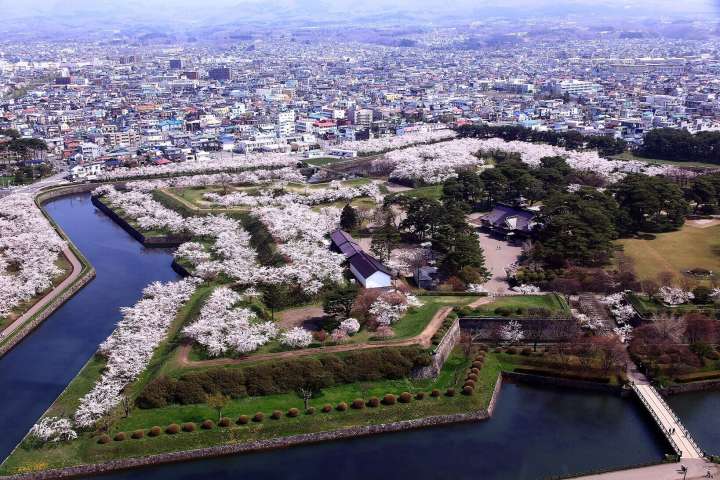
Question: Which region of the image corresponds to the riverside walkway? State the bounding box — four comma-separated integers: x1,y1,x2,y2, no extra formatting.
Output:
632,382,704,459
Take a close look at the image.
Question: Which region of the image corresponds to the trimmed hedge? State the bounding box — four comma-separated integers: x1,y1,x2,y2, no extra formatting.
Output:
446,388,456,397
430,389,441,397
237,415,250,425
336,402,348,411
252,412,264,423
131,430,145,439
166,424,180,435
287,408,300,417
367,397,380,408
415,392,426,400
351,399,365,409
382,394,397,405
201,420,214,430
219,417,231,427
399,392,412,403
181,422,196,432
322,404,332,413
271,410,283,420
113,432,126,442
97,434,111,444
138,346,431,408
305,407,316,415
148,426,161,437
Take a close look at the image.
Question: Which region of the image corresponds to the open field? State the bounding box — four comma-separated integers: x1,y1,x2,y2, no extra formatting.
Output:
616,224,720,283
465,294,570,317
611,151,720,169
388,184,443,201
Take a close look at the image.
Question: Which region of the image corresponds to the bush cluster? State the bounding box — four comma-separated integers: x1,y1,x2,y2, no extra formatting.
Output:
138,347,431,408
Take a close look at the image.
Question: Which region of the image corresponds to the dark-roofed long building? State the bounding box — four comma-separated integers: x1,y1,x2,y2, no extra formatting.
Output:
480,204,537,238
330,230,392,288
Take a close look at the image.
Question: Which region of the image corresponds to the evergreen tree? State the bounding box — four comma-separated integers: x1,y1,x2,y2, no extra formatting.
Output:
340,203,359,231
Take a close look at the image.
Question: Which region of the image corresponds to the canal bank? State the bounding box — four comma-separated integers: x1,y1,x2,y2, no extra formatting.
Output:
0,192,705,480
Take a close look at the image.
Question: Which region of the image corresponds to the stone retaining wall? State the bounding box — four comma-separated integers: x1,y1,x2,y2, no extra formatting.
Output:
1,408,492,480
662,379,720,395
412,317,460,379
502,371,625,395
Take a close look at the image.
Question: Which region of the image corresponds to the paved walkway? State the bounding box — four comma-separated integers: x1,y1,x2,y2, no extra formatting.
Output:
632,383,704,459
176,306,455,368
0,245,82,341
473,229,522,295
576,459,717,480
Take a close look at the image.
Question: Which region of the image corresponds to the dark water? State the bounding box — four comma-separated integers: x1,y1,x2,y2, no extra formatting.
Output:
0,194,180,458
96,383,668,480
668,391,720,456
0,193,671,479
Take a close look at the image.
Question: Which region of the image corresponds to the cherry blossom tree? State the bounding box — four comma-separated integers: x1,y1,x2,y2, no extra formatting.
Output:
279,327,313,348
29,417,77,443
183,286,277,356
0,193,66,319
74,278,199,428
499,320,525,344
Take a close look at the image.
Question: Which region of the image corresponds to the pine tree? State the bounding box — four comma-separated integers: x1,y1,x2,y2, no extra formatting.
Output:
340,203,359,231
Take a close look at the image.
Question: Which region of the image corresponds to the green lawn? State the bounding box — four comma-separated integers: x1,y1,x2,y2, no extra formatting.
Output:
611,151,720,169
617,224,720,284
305,157,341,166
0,349,499,475
391,184,443,201
468,294,569,317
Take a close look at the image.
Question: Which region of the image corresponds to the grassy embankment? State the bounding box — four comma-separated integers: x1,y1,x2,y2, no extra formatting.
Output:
188,294,479,360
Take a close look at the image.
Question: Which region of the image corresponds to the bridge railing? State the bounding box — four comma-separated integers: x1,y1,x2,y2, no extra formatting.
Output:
631,383,683,457
648,385,703,456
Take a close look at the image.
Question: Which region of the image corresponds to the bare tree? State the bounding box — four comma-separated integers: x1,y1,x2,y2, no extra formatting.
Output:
525,318,549,352
297,387,313,411
651,314,686,344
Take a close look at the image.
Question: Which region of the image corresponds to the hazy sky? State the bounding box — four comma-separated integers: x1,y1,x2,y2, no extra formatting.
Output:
2,0,717,18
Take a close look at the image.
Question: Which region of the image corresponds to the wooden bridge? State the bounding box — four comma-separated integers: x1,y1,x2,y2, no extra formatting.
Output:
631,382,704,459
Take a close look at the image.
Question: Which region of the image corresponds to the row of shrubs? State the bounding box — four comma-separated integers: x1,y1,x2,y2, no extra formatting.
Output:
100,388,471,444
138,346,431,409
462,349,487,396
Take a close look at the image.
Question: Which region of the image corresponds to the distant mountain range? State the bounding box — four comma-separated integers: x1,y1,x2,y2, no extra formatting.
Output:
0,0,716,41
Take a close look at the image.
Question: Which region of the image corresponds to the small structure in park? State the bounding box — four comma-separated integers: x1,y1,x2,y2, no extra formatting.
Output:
480,204,536,238
330,229,392,288
415,266,439,290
